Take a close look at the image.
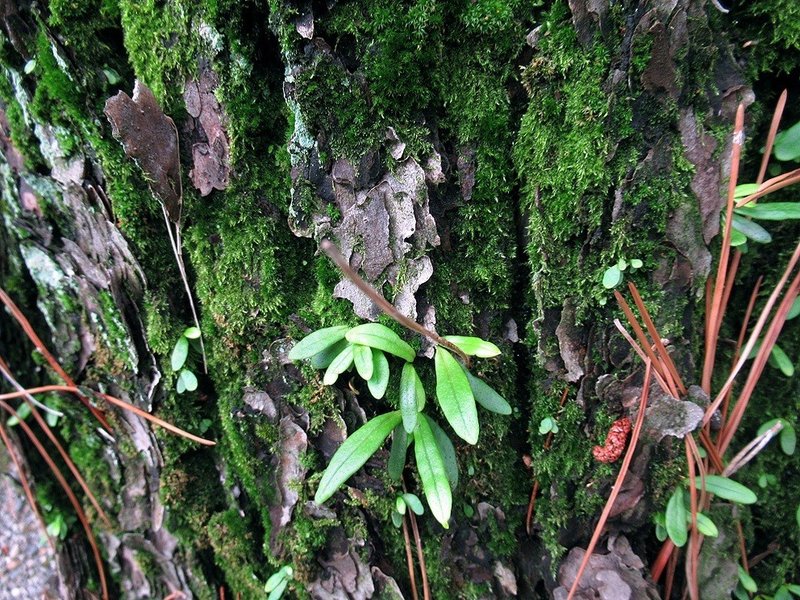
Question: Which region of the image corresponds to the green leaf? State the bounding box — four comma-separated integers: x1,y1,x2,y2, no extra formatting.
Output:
367,349,390,399
770,344,794,377
787,297,800,320
729,227,748,247
797,503,800,529
787,583,800,596
630,258,643,269
322,344,354,385
428,418,459,489
315,411,402,504
288,326,350,361
391,511,403,528
694,512,719,537
734,183,760,199
267,579,288,600
346,323,415,362
353,344,374,380
774,120,800,161
265,570,287,593
443,335,501,358
602,264,623,289
776,587,795,600
731,213,772,243
434,348,479,444
102,67,121,85
462,366,512,415
415,369,426,411
735,202,800,221
310,339,349,369
665,488,688,547
387,425,408,481
415,415,452,528
694,475,757,504
539,417,557,435
183,326,201,339
738,565,758,593
402,493,425,516
171,336,189,371
395,496,406,515
400,363,421,434
617,257,628,271
179,369,198,392
24,59,36,74
176,376,186,394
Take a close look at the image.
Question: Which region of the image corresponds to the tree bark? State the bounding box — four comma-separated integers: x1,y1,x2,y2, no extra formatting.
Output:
1,0,798,598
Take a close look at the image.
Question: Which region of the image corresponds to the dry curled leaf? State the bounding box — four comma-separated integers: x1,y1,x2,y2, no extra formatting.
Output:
104,80,182,222
592,417,631,463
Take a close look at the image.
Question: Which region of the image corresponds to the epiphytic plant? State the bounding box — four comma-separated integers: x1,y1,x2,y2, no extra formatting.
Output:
287,241,511,531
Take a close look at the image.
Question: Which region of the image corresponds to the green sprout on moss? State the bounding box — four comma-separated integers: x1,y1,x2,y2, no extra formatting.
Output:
170,326,201,394
264,565,293,600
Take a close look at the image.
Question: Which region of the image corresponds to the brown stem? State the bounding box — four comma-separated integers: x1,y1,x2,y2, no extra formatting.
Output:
408,510,431,600
401,515,420,600
321,239,470,365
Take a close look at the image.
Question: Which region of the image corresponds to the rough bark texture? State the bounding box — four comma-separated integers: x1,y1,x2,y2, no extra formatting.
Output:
1,0,799,598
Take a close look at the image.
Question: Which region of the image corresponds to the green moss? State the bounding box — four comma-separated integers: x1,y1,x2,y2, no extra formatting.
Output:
208,509,264,599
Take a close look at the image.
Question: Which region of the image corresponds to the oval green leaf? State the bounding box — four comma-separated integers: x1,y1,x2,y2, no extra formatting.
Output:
461,366,512,415
729,227,748,247
353,344,374,381
774,121,800,161
731,213,772,243
265,570,286,593
367,349,390,399
183,326,202,339
694,512,719,538
734,183,760,199
694,475,757,504
435,348,479,444
735,202,800,221
402,493,425,516
346,323,416,362
310,339,348,369
770,344,794,377
665,487,688,547
781,424,797,455
323,344,354,385
179,369,198,392
602,265,623,289
387,425,408,481
288,325,350,361
315,411,402,504
395,496,406,515
171,336,189,371
415,415,452,528
400,363,420,434
738,565,758,594
267,578,288,600
428,418,459,489
443,335,501,358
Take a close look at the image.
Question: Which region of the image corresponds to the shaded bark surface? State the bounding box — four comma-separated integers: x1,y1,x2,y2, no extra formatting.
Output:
0,0,798,598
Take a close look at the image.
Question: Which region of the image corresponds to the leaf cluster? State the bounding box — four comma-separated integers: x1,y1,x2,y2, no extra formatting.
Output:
288,323,511,528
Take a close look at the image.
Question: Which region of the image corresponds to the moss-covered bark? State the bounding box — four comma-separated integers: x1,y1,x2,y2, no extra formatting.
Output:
1,0,799,598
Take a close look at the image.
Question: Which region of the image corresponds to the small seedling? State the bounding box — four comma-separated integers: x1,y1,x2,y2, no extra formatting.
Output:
171,326,201,394
264,565,293,600
45,512,68,540
599,257,644,304
391,493,424,528
538,416,558,435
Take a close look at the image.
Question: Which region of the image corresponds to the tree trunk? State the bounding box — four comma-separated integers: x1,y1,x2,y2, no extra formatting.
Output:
1,0,798,598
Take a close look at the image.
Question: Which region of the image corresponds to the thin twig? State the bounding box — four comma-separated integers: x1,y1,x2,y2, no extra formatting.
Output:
408,510,431,600
401,515,420,600
0,385,215,446
566,361,652,600
161,205,207,373
0,288,111,431
321,240,470,365
0,400,109,600
757,90,788,184
722,419,783,477
0,423,54,552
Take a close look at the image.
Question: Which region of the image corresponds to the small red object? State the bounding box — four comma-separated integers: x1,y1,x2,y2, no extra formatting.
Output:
592,417,631,463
